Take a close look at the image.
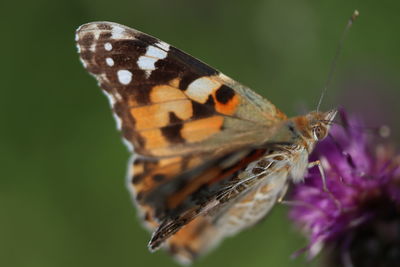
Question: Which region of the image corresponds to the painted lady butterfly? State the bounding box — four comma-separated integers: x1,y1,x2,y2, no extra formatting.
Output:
75,22,336,264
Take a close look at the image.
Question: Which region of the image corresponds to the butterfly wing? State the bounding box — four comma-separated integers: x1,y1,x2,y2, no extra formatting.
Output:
76,21,286,157
149,150,290,264
76,21,287,262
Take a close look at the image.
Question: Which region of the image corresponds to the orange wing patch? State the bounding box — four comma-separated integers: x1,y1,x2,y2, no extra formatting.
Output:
181,116,224,143
130,100,192,130
150,85,187,103
213,85,240,115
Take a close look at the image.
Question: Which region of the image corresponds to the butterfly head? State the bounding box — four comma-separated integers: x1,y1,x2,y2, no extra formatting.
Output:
292,109,337,151
267,110,336,151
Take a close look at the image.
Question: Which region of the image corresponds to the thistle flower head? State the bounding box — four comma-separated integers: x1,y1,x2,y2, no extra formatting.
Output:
290,109,400,266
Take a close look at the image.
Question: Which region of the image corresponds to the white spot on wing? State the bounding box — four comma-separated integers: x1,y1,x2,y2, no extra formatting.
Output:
117,70,132,85
146,45,167,59
186,77,220,103
122,138,134,152
137,56,157,71
104,42,112,51
92,30,101,41
112,113,122,130
114,92,122,101
79,58,87,68
136,45,169,78
102,90,117,106
157,41,170,51
106,57,114,66
112,26,126,39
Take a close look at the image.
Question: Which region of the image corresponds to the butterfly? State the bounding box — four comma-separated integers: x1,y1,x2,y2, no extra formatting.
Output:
75,21,336,265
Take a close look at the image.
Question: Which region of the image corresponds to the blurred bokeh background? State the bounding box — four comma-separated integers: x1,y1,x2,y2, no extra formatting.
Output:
2,0,400,266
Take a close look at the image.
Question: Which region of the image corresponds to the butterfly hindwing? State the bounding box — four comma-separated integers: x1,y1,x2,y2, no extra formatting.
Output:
148,149,288,264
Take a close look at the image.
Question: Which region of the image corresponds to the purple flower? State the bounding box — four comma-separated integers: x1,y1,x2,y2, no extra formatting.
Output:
289,109,400,266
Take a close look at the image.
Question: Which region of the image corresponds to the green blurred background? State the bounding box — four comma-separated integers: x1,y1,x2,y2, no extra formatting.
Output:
2,0,400,266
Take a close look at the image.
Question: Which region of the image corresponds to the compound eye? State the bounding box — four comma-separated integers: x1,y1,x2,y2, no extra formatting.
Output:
312,126,327,140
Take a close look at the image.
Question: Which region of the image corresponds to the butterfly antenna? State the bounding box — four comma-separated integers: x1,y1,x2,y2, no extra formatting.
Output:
317,10,359,112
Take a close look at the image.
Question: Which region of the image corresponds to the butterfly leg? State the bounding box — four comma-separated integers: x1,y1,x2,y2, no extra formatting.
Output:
309,160,342,210
277,182,289,203
308,160,329,192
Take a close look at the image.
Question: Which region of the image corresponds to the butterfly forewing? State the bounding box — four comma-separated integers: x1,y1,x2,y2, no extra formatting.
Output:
76,21,286,157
